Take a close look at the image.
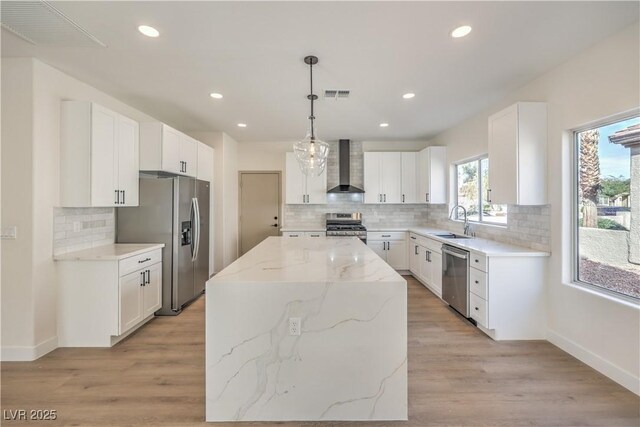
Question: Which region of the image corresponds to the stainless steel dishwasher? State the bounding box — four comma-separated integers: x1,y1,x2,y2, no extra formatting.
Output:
442,244,470,317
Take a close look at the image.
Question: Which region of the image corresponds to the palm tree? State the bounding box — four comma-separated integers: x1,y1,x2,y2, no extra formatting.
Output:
580,129,600,228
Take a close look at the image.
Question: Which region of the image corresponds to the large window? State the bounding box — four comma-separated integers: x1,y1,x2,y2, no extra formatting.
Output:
575,116,639,300
455,156,507,225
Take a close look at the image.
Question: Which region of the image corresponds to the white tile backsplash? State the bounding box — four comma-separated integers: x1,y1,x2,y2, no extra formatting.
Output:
53,207,115,255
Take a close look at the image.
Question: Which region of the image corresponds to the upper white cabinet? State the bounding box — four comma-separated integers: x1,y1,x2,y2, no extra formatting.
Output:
197,142,214,182
488,102,547,205
285,152,327,204
60,101,139,207
140,123,198,177
363,152,402,204
417,146,446,204
364,149,445,204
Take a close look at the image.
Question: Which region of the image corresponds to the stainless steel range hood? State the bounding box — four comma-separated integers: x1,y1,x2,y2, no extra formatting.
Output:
327,139,364,193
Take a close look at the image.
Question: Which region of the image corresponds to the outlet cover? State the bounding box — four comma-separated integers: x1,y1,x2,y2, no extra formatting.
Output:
288,317,301,336
0,226,17,240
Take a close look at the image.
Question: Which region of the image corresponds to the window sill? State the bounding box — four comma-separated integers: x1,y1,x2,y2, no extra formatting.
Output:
450,219,507,229
563,280,640,309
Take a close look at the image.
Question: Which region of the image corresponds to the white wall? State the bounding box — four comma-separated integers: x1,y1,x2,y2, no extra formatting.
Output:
1,58,157,360
190,131,239,272
427,23,640,394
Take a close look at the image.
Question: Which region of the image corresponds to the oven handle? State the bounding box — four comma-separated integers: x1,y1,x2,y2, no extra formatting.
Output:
442,248,468,260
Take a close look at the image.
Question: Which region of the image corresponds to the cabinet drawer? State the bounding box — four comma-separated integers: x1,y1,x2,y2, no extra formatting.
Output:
367,231,407,241
282,232,303,238
119,249,162,277
306,232,326,238
470,267,488,300
469,292,488,328
470,251,487,272
423,236,442,253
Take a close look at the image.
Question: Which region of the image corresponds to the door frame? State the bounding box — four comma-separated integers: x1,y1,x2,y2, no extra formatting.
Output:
238,171,282,255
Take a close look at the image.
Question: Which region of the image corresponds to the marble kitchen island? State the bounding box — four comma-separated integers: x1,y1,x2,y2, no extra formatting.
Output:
206,236,407,422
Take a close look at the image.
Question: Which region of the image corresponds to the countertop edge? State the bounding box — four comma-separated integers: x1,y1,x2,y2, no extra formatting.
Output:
54,243,165,261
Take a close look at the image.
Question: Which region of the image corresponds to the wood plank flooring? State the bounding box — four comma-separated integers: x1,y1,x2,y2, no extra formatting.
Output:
2,276,638,426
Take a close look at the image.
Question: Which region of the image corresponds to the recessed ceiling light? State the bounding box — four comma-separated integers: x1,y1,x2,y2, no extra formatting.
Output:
403,93,415,99
209,93,223,99
237,123,247,128
451,25,472,38
379,123,389,128
138,25,160,38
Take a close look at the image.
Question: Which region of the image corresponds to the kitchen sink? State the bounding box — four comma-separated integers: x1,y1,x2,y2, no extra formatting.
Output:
433,233,472,239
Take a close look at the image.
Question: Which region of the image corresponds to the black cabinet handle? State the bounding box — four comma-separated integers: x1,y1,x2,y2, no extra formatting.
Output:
415,245,418,255
475,307,479,311
426,193,430,202
379,194,382,202
475,280,479,284
146,270,150,284
402,194,405,203
121,190,125,205
138,257,151,264
140,271,145,286
383,194,386,202
115,190,120,204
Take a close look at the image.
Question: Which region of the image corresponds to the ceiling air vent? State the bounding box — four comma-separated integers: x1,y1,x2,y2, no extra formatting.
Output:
0,0,106,47
324,89,350,100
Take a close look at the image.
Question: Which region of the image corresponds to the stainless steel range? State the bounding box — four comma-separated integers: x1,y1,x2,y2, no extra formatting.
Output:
326,213,367,243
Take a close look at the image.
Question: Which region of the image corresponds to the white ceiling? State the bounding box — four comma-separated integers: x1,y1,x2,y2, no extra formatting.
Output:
2,1,638,142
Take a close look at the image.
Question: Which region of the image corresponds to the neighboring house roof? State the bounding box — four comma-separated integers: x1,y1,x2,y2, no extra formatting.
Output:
609,124,640,147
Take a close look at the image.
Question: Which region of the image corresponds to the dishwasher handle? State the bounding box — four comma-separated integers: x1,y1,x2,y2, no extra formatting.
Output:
442,248,468,260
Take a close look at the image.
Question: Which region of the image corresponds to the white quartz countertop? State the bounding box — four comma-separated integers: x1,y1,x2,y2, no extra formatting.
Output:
408,227,549,257
280,227,326,232
209,236,404,284
54,243,165,261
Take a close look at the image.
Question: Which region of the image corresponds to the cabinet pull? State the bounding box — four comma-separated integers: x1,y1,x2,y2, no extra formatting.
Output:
427,251,432,262
121,190,125,205
425,251,428,261
379,194,382,203
475,280,479,284
382,234,391,237
138,257,151,264
383,194,386,202
410,236,416,240
475,307,479,311
146,270,150,284
415,245,418,255
140,271,145,286
402,194,405,203
487,189,492,203
184,162,187,173
115,190,120,204
426,193,430,202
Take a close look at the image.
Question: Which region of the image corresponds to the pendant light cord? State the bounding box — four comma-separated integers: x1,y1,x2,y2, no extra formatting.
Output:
309,60,315,140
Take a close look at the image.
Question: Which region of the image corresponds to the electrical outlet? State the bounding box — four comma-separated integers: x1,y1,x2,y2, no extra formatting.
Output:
0,226,17,240
73,221,82,232
288,317,301,336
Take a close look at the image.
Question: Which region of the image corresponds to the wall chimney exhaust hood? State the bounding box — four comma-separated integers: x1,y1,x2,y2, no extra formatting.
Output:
327,139,364,193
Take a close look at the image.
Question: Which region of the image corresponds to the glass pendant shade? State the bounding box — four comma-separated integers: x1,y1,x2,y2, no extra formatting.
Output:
294,128,329,176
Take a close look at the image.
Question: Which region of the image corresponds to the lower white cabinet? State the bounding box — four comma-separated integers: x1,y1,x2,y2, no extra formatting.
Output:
367,232,408,270
57,247,163,347
410,233,443,297
282,231,326,238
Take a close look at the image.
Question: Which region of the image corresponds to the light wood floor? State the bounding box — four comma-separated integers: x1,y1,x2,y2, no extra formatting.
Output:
2,276,638,426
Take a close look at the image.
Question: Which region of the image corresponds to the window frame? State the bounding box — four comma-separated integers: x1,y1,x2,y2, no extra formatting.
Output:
571,113,640,302
453,155,507,226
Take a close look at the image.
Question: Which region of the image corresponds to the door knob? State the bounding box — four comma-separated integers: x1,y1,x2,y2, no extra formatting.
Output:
271,224,278,227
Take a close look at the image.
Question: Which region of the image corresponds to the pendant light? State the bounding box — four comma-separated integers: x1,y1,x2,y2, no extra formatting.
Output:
293,55,329,176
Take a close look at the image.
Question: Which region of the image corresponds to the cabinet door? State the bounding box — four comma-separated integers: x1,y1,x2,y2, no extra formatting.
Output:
430,250,443,296
117,115,139,206
401,152,417,203
386,240,408,270
419,247,431,286
90,104,118,206
367,240,387,261
306,167,327,204
409,243,420,276
363,152,382,204
161,126,182,174
381,152,402,203
143,263,162,318
488,105,518,204
180,135,198,177
285,153,306,204
119,270,144,334
427,147,447,204
417,149,431,204
197,142,214,182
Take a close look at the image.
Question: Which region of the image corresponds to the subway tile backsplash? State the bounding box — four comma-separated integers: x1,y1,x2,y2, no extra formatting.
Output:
53,207,115,255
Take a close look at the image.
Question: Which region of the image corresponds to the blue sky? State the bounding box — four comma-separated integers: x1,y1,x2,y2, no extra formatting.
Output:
595,116,638,179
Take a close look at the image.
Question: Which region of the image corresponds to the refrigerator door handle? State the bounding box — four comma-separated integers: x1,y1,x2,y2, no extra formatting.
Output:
193,197,201,261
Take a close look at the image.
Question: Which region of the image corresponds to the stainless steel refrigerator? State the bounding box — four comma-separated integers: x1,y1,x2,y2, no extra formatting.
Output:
116,175,210,315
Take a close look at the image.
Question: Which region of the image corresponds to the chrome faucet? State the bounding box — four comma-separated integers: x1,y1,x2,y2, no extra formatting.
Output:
449,204,471,236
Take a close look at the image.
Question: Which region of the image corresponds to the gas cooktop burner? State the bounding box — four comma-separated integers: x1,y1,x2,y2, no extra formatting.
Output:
325,213,367,241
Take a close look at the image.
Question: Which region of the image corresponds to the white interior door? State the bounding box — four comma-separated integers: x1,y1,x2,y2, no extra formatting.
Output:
143,263,162,317
401,152,417,203
117,115,139,206
119,270,143,334
285,153,306,204
363,152,381,204
240,172,281,255
381,152,402,203
488,106,518,204
90,104,117,206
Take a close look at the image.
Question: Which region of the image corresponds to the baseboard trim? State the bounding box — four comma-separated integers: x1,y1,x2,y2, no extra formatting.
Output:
1,336,58,361
547,329,639,395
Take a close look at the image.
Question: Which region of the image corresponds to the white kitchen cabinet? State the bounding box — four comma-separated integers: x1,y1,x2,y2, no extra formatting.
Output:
401,152,418,203
56,246,163,347
197,142,214,182
285,153,327,204
139,123,198,177
409,233,443,297
488,102,547,205
367,231,408,270
364,152,402,204
60,101,140,207
417,146,447,204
